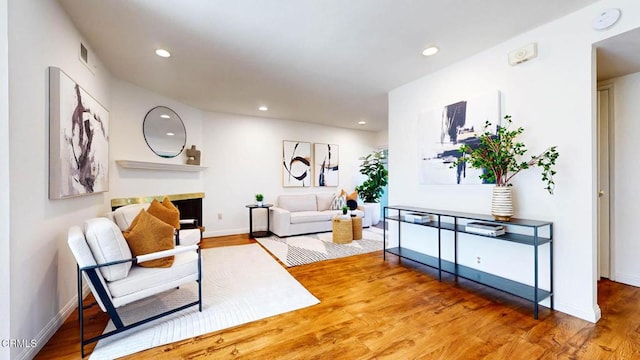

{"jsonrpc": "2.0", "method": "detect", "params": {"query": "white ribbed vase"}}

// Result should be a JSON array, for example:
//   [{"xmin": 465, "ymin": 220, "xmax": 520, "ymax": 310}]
[{"xmin": 491, "ymin": 186, "xmax": 514, "ymax": 221}]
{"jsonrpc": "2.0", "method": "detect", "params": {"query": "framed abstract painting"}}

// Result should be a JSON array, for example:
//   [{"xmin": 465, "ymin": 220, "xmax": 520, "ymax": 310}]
[
  {"xmin": 417, "ymin": 90, "xmax": 500, "ymax": 185},
  {"xmin": 49, "ymin": 67, "xmax": 109, "ymax": 199},
  {"xmin": 314, "ymin": 143, "xmax": 339, "ymax": 187},
  {"xmin": 282, "ymin": 140, "xmax": 311, "ymax": 187}
]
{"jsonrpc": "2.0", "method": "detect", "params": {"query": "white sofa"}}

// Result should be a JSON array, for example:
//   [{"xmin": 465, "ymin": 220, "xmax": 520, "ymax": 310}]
[{"xmin": 269, "ymin": 193, "xmax": 371, "ymax": 237}]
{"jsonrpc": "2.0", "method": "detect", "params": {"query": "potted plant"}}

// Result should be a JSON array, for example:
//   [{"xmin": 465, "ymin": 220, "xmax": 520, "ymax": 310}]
[
  {"xmin": 255, "ymin": 193, "xmax": 264, "ymax": 206},
  {"xmin": 355, "ymin": 149, "xmax": 388, "ymax": 225},
  {"xmin": 451, "ymin": 115, "xmax": 559, "ymax": 221},
  {"xmin": 341, "ymin": 205, "xmax": 349, "ymax": 216}
]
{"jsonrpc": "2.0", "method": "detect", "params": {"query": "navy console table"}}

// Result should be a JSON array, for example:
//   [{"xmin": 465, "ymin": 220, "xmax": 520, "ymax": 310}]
[{"xmin": 383, "ymin": 205, "xmax": 553, "ymax": 319}]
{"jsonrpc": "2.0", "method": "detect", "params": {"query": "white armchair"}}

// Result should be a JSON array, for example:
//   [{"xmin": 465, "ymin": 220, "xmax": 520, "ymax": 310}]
[{"xmin": 68, "ymin": 217, "xmax": 202, "ymax": 357}]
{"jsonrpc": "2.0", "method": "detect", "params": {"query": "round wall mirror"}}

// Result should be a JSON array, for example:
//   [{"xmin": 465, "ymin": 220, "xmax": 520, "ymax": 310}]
[{"xmin": 143, "ymin": 106, "xmax": 186, "ymax": 158}]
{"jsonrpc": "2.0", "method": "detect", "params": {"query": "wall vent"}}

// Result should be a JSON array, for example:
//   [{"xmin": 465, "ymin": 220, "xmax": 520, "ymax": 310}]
[{"xmin": 79, "ymin": 42, "xmax": 95, "ymax": 74}]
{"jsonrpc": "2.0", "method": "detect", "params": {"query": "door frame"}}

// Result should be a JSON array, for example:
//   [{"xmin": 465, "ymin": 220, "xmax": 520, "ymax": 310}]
[{"xmin": 597, "ymin": 82, "xmax": 615, "ymax": 281}]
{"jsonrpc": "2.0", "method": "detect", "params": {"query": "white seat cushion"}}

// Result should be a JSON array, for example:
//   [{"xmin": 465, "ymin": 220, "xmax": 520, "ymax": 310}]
[
  {"xmin": 84, "ymin": 218, "xmax": 132, "ymax": 282},
  {"xmin": 107, "ymin": 250, "xmax": 198, "ymax": 298},
  {"xmin": 113, "ymin": 203, "xmax": 150, "ymax": 231},
  {"xmin": 290, "ymin": 211, "xmax": 332, "ymax": 224}
]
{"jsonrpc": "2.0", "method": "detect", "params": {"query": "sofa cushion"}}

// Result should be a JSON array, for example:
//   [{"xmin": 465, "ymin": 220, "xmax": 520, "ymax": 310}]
[
  {"xmin": 278, "ymin": 194, "xmax": 318, "ymax": 212},
  {"xmin": 123, "ymin": 210, "xmax": 175, "ymax": 268},
  {"xmin": 84, "ymin": 218, "xmax": 132, "ymax": 282},
  {"xmin": 316, "ymin": 193, "xmax": 335, "ymax": 211},
  {"xmin": 113, "ymin": 203, "xmax": 149, "ymax": 231},
  {"xmin": 290, "ymin": 211, "xmax": 332, "ymax": 224}
]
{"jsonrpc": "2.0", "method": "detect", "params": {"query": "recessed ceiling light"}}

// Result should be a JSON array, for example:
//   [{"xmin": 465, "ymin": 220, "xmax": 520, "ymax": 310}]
[
  {"xmin": 422, "ymin": 46, "xmax": 439, "ymax": 56},
  {"xmin": 358, "ymin": 121, "xmax": 367, "ymax": 125},
  {"xmin": 160, "ymin": 114, "xmax": 171, "ymax": 119},
  {"xmin": 258, "ymin": 106, "xmax": 268, "ymax": 111},
  {"xmin": 166, "ymin": 132, "xmax": 175, "ymax": 136},
  {"xmin": 155, "ymin": 49, "xmax": 171, "ymax": 58}
]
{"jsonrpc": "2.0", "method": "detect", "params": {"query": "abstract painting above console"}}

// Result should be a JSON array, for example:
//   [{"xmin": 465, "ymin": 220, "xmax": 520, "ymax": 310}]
[
  {"xmin": 417, "ymin": 90, "xmax": 500, "ymax": 185},
  {"xmin": 48, "ymin": 67, "xmax": 109, "ymax": 199},
  {"xmin": 314, "ymin": 143, "xmax": 339, "ymax": 187},
  {"xmin": 282, "ymin": 140, "xmax": 311, "ymax": 187}
]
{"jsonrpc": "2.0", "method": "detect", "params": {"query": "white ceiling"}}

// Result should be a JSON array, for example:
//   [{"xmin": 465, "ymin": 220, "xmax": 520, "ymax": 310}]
[
  {"xmin": 597, "ymin": 27, "xmax": 640, "ymax": 81},
  {"xmin": 57, "ymin": 0, "xmax": 603, "ymax": 132}
]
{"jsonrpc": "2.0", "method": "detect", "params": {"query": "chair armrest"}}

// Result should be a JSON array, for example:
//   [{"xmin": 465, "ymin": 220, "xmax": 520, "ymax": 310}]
[
  {"xmin": 179, "ymin": 218, "xmax": 198, "ymax": 226},
  {"xmin": 136, "ymin": 245, "xmax": 199, "ymax": 263}
]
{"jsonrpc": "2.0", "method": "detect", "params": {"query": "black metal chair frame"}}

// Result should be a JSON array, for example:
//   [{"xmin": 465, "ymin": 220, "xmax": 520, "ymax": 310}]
[{"xmin": 76, "ymin": 248, "xmax": 202, "ymax": 357}]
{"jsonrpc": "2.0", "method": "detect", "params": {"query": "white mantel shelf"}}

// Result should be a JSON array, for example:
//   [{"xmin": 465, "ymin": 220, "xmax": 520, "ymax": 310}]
[{"xmin": 116, "ymin": 160, "xmax": 207, "ymax": 172}]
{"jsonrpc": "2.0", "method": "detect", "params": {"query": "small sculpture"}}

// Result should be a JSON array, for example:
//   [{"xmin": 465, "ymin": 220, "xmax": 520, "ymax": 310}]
[{"xmin": 186, "ymin": 145, "xmax": 201, "ymax": 165}]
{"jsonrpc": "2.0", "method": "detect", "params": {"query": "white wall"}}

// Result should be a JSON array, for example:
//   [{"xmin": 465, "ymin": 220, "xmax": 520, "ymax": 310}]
[
  {"xmin": 201, "ymin": 112, "xmax": 378, "ymax": 236},
  {"xmin": 109, "ymin": 79, "xmax": 205, "ymax": 199},
  {"xmin": 388, "ymin": 0, "xmax": 640, "ymax": 322},
  {"xmin": 606, "ymin": 72, "xmax": 640, "ymax": 286},
  {"xmin": 106, "ymin": 80, "xmax": 378, "ymax": 236},
  {"xmin": 0, "ymin": 0, "xmax": 10, "ymax": 358},
  {"xmin": 7, "ymin": 0, "xmax": 112, "ymax": 358}
]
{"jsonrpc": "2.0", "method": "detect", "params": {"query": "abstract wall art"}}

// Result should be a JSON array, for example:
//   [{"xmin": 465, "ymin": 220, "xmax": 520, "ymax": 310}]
[
  {"xmin": 282, "ymin": 140, "xmax": 311, "ymax": 187},
  {"xmin": 314, "ymin": 143, "xmax": 339, "ymax": 187},
  {"xmin": 418, "ymin": 90, "xmax": 500, "ymax": 185},
  {"xmin": 49, "ymin": 67, "xmax": 109, "ymax": 199}
]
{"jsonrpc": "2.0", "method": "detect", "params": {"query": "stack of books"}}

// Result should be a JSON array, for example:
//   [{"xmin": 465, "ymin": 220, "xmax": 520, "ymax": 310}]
[
  {"xmin": 465, "ymin": 222, "xmax": 505, "ymax": 236},
  {"xmin": 402, "ymin": 212, "xmax": 433, "ymax": 224}
]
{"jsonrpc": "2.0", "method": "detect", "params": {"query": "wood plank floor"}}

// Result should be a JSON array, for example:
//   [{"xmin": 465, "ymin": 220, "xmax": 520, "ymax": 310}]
[{"xmin": 35, "ymin": 234, "xmax": 640, "ymax": 359}]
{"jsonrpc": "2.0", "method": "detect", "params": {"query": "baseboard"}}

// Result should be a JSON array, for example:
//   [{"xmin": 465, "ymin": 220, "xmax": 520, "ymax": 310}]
[
  {"xmin": 613, "ymin": 272, "xmax": 640, "ymax": 287},
  {"xmin": 203, "ymin": 227, "xmax": 247, "ymax": 238},
  {"xmin": 554, "ymin": 300, "xmax": 601, "ymax": 323},
  {"xmin": 15, "ymin": 285, "xmax": 90, "ymax": 360}
]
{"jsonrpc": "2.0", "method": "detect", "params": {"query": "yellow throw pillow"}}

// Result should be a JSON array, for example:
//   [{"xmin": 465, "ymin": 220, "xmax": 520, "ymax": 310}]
[
  {"xmin": 148, "ymin": 198, "xmax": 181, "ymax": 229},
  {"xmin": 123, "ymin": 209, "xmax": 175, "ymax": 268},
  {"xmin": 346, "ymin": 190, "xmax": 358, "ymax": 202}
]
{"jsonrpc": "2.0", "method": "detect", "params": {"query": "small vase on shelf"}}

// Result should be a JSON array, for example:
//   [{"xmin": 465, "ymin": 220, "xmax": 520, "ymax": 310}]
[{"xmin": 491, "ymin": 186, "xmax": 514, "ymax": 221}]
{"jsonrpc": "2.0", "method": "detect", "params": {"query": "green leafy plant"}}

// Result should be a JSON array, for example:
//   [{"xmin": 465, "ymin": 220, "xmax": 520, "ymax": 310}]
[
  {"xmin": 355, "ymin": 150, "xmax": 388, "ymax": 203},
  {"xmin": 255, "ymin": 193, "xmax": 264, "ymax": 202},
  {"xmin": 341, "ymin": 205, "xmax": 349, "ymax": 215},
  {"xmin": 451, "ymin": 115, "xmax": 559, "ymax": 194}
]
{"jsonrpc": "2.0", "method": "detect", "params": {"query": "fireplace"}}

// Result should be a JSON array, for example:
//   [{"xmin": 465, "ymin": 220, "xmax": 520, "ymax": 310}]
[{"xmin": 111, "ymin": 192, "xmax": 205, "ymax": 230}]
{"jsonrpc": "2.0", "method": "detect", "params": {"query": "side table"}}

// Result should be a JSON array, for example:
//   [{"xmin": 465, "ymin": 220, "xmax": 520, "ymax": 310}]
[
  {"xmin": 245, "ymin": 203, "xmax": 273, "ymax": 238},
  {"xmin": 351, "ymin": 216, "xmax": 363, "ymax": 240},
  {"xmin": 332, "ymin": 217, "xmax": 353, "ymax": 244}
]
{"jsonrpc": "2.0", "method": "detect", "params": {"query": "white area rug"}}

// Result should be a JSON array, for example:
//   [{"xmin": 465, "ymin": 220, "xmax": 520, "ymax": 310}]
[
  {"xmin": 256, "ymin": 227, "xmax": 384, "ymax": 267},
  {"xmin": 89, "ymin": 244, "xmax": 319, "ymax": 360}
]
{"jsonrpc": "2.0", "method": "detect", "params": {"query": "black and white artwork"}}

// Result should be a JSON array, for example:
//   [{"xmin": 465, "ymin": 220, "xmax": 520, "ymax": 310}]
[
  {"xmin": 49, "ymin": 67, "xmax": 109, "ymax": 199},
  {"xmin": 282, "ymin": 140, "xmax": 311, "ymax": 187},
  {"xmin": 314, "ymin": 143, "xmax": 339, "ymax": 187},
  {"xmin": 418, "ymin": 90, "xmax": 500, "ymax": 185}
]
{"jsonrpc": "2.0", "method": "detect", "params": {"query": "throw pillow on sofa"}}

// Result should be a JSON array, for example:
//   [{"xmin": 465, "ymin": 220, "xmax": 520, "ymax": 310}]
[
  {"xmin": 330, "ymin": 191, "xmax": 346, "ymax": 210},
  {"xmin": 123, "ymin": 209, "xmax": 175, "ymax": 268}
]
